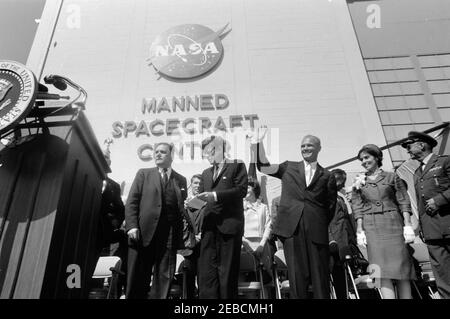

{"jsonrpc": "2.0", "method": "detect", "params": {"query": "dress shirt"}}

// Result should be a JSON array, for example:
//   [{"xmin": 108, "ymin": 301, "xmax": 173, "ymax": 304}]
[
  {"xmin": 212, "ymin": 161, "xmax": 225, "ymax": 202},
  {"xmin": 213, "ymin": 162, "xmax": 225, "ymax": 180},
  {"xmin": 304, "ymin": 160, "xmax": 317, "ymax": 187},
  {"xmin": 421, "ymin": 153, "xmax": 433, "ymax": 171},
  {"xmin": 158, "ymin": 167, "xmax": 172, "ymax": 181}
]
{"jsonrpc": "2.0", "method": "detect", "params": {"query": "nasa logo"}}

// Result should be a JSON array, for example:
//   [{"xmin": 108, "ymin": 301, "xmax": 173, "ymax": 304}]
[
  {"xmin": 149, "ymin": 24, "xmax": 229, "ymax": 79},
  {"xmin": 0, "ymin": 61, "xmax": 37, "ymax": 134}
]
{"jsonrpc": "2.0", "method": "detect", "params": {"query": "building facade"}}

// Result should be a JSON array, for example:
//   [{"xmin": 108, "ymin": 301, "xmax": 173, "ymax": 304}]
[{"xmin": 4, "ymin": 0, "xmax": 449, "ymax": 203}]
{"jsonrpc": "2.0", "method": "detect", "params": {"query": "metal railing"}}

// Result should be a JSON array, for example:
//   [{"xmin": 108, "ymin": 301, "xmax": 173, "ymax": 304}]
[{"xmin": 326, "ymin": 122, "xmax": 450, "ymax": 170}]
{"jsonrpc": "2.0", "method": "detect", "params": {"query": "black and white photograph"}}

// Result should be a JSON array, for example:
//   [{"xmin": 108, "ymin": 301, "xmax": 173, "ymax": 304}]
[{"xmin": 0, "ymin": 0, "xmax": 449, "ymax": 309}]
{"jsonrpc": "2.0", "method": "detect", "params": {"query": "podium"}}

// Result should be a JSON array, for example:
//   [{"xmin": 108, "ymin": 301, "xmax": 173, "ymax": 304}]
[{"xmin": 0, "ymin": 111, "xmax": 109, "ymax": 298}]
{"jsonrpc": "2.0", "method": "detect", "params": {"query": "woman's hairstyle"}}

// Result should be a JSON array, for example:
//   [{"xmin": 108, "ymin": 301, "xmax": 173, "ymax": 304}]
[
  {"xmin": 357, "ymin": 144, "xmax": 383, "ymax": 167},
  {"xmin": 248, "ymin": 177, "xmax": 261, "ymax": 199}
]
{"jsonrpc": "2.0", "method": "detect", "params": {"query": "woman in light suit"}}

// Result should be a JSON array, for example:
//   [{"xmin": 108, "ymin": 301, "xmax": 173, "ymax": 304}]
[
  {"xmin": 242, "ymin": 179, "xmax": 272, "ymax": 256},
  {"xmin": 242, "ymin": 178, "xmax": 273, "ymax": 282},
  {"xmin": 351, "ymin": 144, "xmax": 416, "ymax": 299}
]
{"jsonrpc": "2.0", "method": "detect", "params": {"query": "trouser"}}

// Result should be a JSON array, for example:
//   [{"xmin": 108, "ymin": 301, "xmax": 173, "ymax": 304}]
[
  {"xmin": 198, "ymin": 229, "xmax": 242, "ymax": 299},
  {"xmin": 426, "ymin": 239, "xmax": 450, "ymax": 299},
  {"xmin": 126, "ymin": 223, "xmax": 175, "ymax": 299},
  {"xmin": 330, "ymin": 249, "xmax": 346, "ymax": 299},
  {"xmin": 184, "ymin": 245, "xmax": 200, "ymax": 299},
  {"xmin": 109, "ymin": 230, "xmax": 128, "ymax": 297},
  {"xmin": 282, "ymin": 217, "xmax": 330, "ymax": 299}
]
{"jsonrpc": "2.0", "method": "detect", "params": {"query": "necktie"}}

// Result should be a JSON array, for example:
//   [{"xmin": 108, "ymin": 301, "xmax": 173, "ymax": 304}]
[
  {"xmin": 306, "ymin": 163, "xmax": 312, "ymax": 186},
  {"xmin": 163, "ymin": 168, "xmax": 169, "ymax": 185},
  {"xmin": 418, "ymin": 161, "xmax": 424, "ymax": 175},
  {"xmin": 213, "ymin": 164, "xmax": 219, "ymax": 181}
]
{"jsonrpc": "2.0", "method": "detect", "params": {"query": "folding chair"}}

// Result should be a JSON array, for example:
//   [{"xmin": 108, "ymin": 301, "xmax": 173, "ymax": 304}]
[
  {"xmin": 343, "ymin": 246, "xmax": 383, "ymax": 299},
  {"xmin": 168, "ymin": 254, "xmax": 187, "ymax": 299},
  {"xmin": 409, "ymin": 242, "xmax": 440, "ymax": 299},
  {"xmin": 238, "ymin": 250, "xmax": 266, "ymax": 299},
  {"xmin": 272, "ymin": 249, "xmax": 289, "ymax": 299},
  {"xmin": 273, "ymin": 249, "xmax": 337, "ymax": 299},
  {"xmin": 90, "ymin": 256, "xmax": 122, "ymax": 299}
]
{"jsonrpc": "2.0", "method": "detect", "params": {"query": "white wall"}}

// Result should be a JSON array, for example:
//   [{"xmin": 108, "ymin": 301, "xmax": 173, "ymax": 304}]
[{"xmin": 32, "ymin": 0, "xmax": 389, "ymax": 202}]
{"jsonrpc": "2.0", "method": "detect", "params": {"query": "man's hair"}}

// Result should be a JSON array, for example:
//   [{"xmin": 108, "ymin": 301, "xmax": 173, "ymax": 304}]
[
  {"xmin": 201, "ymin": 135, "xmax": 227, "ymax": 151},
  {"xmin": 248, "ymin": 177, "xmax": 261, "ymax": 199},
  {"xmin": 154, "ymin": 142, "xmax": 174, "ymax": 154},
  {"xmin": 191, "ymin": 174, "xmax": 202, "ymax": 183},
  {"xmin": 331, "ymin": 169, "xmax": 347, "ymax": 189},
  {"xmin": 302, "ymin": 135, "xmax": 321, "ymax": 147},
  {"xmin": 201, "ymin": 136, "xmax": 231, "ymax": 160}
]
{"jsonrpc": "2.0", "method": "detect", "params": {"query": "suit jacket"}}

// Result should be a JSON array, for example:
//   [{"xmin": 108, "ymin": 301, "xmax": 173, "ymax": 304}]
[
  {"xmin": 329, "ymin": 194, "xmax": 356, "ymax": 249},
  {"xmin": 178, "ymin": 204, "xmax": 206, "ymax": 257},
  {"xmin": 351, "ymin": 171, "xmax": 411, "ymax": 220},
  {"xmin": 254, "ymin": 143, "xmax": 336, "ymax": 244},
  {"xmin": 270, "ymin": 196, "xmax": 281, "ymax": 228},
  {"xmin": 199, "ymin": 159, "xmax": 248, "ymax": 235},
  {"xmin": 125, "ymin": 167, "xmax": 187, "ymax": 247},
  {"xmin": 97, "ymin": 177, "xmax": 125, "ymax": 250},
  {"xmin": 414, "ymin": 154, "xmax": 450, "ymax": 240}
]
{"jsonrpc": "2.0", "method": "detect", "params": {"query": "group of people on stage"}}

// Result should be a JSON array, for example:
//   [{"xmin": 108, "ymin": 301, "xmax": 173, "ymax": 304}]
[{"xmin": 95, "ymin": 127, "xmax": 450, "ymax": 299}]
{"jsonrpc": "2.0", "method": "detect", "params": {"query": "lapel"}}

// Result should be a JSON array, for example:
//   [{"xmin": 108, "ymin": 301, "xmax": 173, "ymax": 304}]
[
  {"xmin": 366, "ymin": 171, "xmax": 387, "ymax": 185},
  {"xmin": 171, "ymin": 170, "xmax": 182, "ymax": 208},
  {"xmin": 152, "ymin": 168, "xmax": 162, "ymax": 196},
  {"xmin": 212, "ymin": 161, "xmax": 229, "ymax": 188},
  {"xmin": 307, "ymin": 163, "xmax": 324, "ymax": 189},
  {"xmin": 203, "ymin": 166, "xmax": 213, "ymax": 191},
  {"xmin": 297, "ymin": 161, "xmax": 307, "ymax": 187},
  {"xmin": 420, "ymin": 154, "xmax": 438, "ymax": 177}
]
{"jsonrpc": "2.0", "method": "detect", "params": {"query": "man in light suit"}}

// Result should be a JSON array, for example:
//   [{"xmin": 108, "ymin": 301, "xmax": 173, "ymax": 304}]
[
  {"xmin": 196, "ymin": 135, "xmax": 248, "ymax": 299},
  {"xmin": 250, "ymin": 127, "xmax": 336, "ymax": 298},
  {"xmin": 402, "ymin": 131, "xmax": 450, "ymax": 298},
  {"xmin": 125, "ymin": 143, "xmax": 187, "ymax": 299}
]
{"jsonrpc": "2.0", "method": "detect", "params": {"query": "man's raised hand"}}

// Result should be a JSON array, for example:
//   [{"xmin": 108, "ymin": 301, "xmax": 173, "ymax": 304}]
[{"xmin": 247, "ymin": 125, "xmax": 269, "ymax": 144}]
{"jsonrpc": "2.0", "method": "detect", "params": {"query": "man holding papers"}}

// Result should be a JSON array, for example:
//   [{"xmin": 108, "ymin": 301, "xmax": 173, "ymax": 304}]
[{"xmin": 196, "ymin": 135, "xmax": 248, "ymax": 299}]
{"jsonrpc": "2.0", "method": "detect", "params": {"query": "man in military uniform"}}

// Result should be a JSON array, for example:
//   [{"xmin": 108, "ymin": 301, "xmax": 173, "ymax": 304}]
[{"xmin": 402, "ymin": 131, "xmax": 450, "ymax": 298}]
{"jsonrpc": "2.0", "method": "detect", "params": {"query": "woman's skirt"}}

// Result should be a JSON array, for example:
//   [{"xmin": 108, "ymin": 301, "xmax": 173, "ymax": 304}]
[{"xmin": 363, "ymin": 210, "xmax": 416, "ymax": 280}]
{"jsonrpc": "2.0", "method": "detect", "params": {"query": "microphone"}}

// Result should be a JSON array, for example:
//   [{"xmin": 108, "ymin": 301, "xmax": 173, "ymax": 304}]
[
  {"xmin": 43, "ymin": 75, "xmax": 68, "ymax": 90},
  {"xmin": 42, "ymin": 74, "xmax": 87, "ymax": 110},
  {"xmin": 36, "ymin": 92, "xmax": 70, "ymax": 100}
]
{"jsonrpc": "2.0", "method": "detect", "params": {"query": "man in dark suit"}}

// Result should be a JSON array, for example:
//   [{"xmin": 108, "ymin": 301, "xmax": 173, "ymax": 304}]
[
  {"xmin": 96, "ymin": 159, "xmax": 125, "ymax": 259},
  {"xmin": 196, "ymin": 135, "xmax": 248, "ymax": 299},
  {"xmin": 250, "ymin": 127, "xmax": 336, "ymax": 298},
  {"xmin": 125, "ymin": 142, "xmax": 187, "ymax": 299},
  {"xmin": 180, "ymin": 174, "xmax": 205, "ymax": 298},
  {"xmin": 402, "ymin": 131, "xmax": 450, "ymax": 298},
  {"xmin": 329, "ymin": 169, "xmax": 357, "ymax": 299},
  {"xmin": 91, "ymin": 149, "xmax": 126, "ymax": 298}
]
